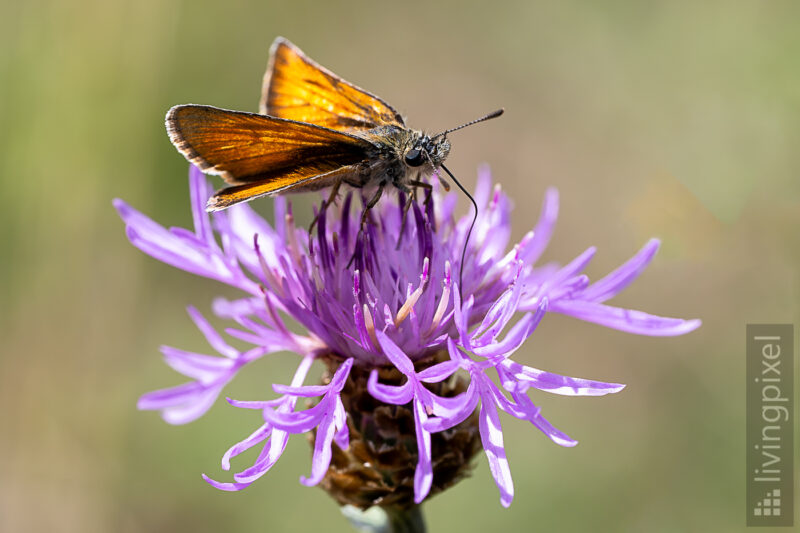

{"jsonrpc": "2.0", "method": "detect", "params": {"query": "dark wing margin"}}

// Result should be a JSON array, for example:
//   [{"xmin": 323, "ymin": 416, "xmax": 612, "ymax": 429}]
[{"xmin": 259, "ymin": 37, "xmax": 405, "ymax": 131}]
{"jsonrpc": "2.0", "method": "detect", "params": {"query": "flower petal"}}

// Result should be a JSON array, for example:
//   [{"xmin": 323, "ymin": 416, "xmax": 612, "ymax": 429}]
[
  {"xmin": 517, "ymin": 187, "xmax": 559, "ymax": 266},
  {"xmin": 417, "ymin": 360, "xmax": 460, "ymax": 383},
  {"xmin": 189, "ymin": 166, "xmax": 215, "ymax": 244},
  {"xmin": 478, "ymin": 385, "xmax": 514, "ymax": 507},
  {"xmin": 187, "ymin": 306, "xmax": 238, "ymax": 358},
  {"xmin": 413, "ymin": 399, "xmax": 433, "ymax": 503},
  {"xmin": 201, "ymin": 473, "xmax": 252, "ymax": 491},
  {"xmin": 551, "ymin": 300, "xmax": 702, "ymax": 336},
  {"xmin": 160, "ymin": 346, "xmax": 235, "ymax": 383},
  {"xmin": 262, "ymin": 399, "xmax": 327, "ymax": 432},
  {"xmin": 499, "ymin": 359, "xmax": 625, "ymax": 396},
  {"xmin": 374, "ymin": 330, "xmax": 414, "ymax": 375},
  {"xmin": 579, "ymin": 239, "xmax": 660, "ymax": 302},
  {"xmin": 510, "ymin": 391, "xmax": 578, "ymax": 447},
  {"xmin": 367, "ymin": 370, "xmax": 414, "ymax": 404},
  {"xmin": 300, "ymin": 402, "xmax": 338, "ymax": 486},
  {"xmin": 220, "ymin": 422, "xmax": 272, "ymax": 471}
]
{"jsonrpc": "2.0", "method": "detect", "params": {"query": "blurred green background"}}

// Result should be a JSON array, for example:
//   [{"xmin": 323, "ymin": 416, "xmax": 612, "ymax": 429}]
[{"xmin": 2, "ymin": 1, "xmax": 798, "ymax": 531}]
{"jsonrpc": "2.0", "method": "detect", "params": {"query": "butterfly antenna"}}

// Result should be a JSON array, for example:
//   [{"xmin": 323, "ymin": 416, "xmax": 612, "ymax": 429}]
[
  {"xmin": 432, "ymin": 108, "xmax": 504, "ymax": 140},
  {"xmin": 440, "ymin": 164, "xmax": 478, "ymax": 297}
]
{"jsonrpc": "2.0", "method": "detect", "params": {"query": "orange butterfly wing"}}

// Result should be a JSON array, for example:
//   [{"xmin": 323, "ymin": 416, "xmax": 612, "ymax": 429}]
[
  {"xmin": 205, "ymin": 164, "xmax": 363, "ymax": 211},
  {"xmin": 166, "ymin": 105, "xmax": 371, "ymax": 209},
  {"xmin": 260, "ymin": 37, "xmax": 405, "ymax": 131}
]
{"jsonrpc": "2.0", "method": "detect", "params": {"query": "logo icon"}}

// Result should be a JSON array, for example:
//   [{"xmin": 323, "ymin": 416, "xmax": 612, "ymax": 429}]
[{"xmin": 753, "ymin": 489, "xmax": 781, "ymax": 517}]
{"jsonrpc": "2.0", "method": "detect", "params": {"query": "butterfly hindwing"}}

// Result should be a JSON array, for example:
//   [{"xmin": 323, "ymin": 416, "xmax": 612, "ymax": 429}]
[
  {"xmin": 260, "ymin": 37, "xmax": 405, "ymax": 131},
  {"xmin": 206, "ymin": 163, "xmax": 365, "ymax": 211}
]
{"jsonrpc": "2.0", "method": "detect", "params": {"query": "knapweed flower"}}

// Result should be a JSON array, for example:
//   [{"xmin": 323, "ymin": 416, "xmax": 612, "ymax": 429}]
[{"xmin": 114, "ymin": 165, "xmax": 699, "ymax": 511}]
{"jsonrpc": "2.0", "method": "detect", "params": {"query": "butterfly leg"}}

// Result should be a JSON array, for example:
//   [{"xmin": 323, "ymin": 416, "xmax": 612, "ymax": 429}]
[
  {"xmin": 407, "ymin": 179, "xmax": 434, "ymax": 229},
  {"xmin": 359, "ymin": 181, "xmax": 386, "ymax": 230},
  {"xmin": 396, "ymin": 179, "xmax": 432, "ymax": 249},
  {"xmin": 308, "ymin": 176, "xmax": 343, "ymax": 235},
  {"xmin": 407, "ymin": 179, "xmax": 433, "ymax": 199},
  {"xmin": 347, "ymin": 182, "xmax": 387, "ymax": 268},
  {"xmin": 395, "ymin": 189, "xmax": 414, "ymax": 249}
]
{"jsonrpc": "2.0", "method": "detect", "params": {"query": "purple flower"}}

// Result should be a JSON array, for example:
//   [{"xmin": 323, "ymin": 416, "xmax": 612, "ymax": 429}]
[{"xmin": 114, "ymin": 165, "xmax": 700, "ymax": 508}]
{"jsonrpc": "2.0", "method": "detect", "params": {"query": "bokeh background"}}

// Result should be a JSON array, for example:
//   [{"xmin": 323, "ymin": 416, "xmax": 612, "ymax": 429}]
[{"xmin": 2, "ymin": 1, "xmax": 798, "ymax": 531}]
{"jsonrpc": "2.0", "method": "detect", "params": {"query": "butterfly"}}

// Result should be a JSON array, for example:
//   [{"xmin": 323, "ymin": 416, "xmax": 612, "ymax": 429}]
[{"xmin": 165, "ymin": 37, "xmax": 502, "ymax": 222}]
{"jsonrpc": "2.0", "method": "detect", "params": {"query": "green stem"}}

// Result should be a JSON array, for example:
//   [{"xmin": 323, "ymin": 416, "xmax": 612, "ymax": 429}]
[{"xmin": 342, "ymin": 505, "xmax": 426, "ymax": 533}]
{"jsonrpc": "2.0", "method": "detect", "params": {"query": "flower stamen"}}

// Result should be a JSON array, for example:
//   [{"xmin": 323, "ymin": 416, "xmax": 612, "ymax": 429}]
[
  {"xmin": 395, "ymin": 257, "xmax": 429, "ymax": 327},
  {"xmin": 362, "ymin": 303, "xmax": 379, "ymax": 350},
  {"xmin": 425, "ymin": 261, "xmax": 452, "ymax": 338}
]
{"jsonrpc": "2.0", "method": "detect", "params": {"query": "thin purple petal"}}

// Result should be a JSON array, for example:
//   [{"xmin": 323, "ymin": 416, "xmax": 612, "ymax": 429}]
[
  {"xmin": 478, "ymin": 384, "xmax": 514, "ymax": 507},
  {"xmin": 413, "ymin": 399, "xmax": 433, "ymax": 503},
  {"xmin": 551, "ymin": 300, "xmax": 702, "ymax": 336},
  {"xmin": 579, "ymin": 239, "xmax": 660, "ymax": 302}
]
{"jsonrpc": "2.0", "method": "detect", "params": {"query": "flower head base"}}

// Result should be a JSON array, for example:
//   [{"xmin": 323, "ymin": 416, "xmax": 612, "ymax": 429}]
[{"xmin": 115, "ymin": 165, "xmax": 699, "ymax": 508}]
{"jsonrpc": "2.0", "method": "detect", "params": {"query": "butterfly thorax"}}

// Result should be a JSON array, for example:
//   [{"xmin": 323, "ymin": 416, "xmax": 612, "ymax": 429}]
[{"xmin": 356, "ymin": 125, "xmax": 451, "ymax": 191}]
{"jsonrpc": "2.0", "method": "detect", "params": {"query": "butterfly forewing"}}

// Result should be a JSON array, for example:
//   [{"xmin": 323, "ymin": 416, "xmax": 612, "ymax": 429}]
[
  {"xmin": 166, "ymin": 105, "xmax": 374, "ymax": 210},
  {"xmin": 260, "ymin": 37, "xmax": 405, "ymax": 131},
  {"xmin": 167, "ymin": 104, "xmax": 370, "ymax": 182}
]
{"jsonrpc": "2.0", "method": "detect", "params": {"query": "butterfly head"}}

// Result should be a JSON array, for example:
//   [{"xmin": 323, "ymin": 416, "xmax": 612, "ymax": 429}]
[
  {"xmin": 403, "ymin": 135, "xmax": 451, "ymax": 169},
  {"xmin": 402, "ymin": 108, "xmax": 503, "ymax": 172}
]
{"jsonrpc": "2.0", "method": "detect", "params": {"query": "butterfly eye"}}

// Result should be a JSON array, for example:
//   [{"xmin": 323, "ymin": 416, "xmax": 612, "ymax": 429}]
[{"xmin": 404, "ymin": 148, "xmax": 425, "ymax": 167}]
